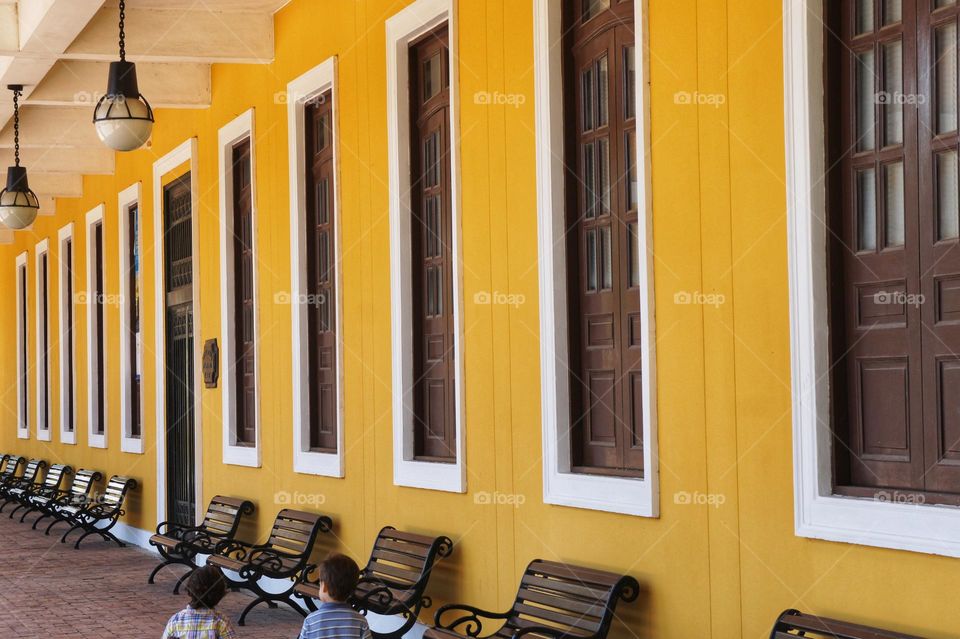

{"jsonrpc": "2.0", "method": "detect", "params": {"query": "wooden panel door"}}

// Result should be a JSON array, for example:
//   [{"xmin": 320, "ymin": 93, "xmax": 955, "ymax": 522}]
[
  {"xmin": 565, "ymin": 0, "xmax": 643, "ymax": 475},
  {"xmin": 306, "ymin": 91, "xmax": 338, "ymax": 452},
  {"xmin": 410, "ymin": 26, "xmax": 456, "ymax": 462}
]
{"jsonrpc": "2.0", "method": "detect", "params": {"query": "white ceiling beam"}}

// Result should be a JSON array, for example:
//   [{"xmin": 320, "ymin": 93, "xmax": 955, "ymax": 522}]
[
  {"xmin": 25, "ymin": 59, "xmax": 211, "ymax": 108},
  {"xmin": 28, "ymin": 172, "xmax": 82, "ymax": 198},
  {"xmin": 17, "ymin": 1, "xmax": 105, "ymax": 54},
  {"xmin": 0, "ymin": 106, "xmax": 102, "ymax": 148},
  {"xmin": 63, "ymin": 6, "xmax": 274, "ymax": 64},
  {"xmin": 0, "ymin": 147, "xmax": 114, "ymax": 175},
  {"xmin": 38, "ymin": 196, "xmax": 56, "ymax": 216}
]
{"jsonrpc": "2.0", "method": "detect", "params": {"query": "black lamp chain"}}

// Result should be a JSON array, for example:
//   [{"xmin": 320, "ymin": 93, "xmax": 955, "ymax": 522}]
[
  {"xmin": 118, "ymin": 0, "xmax": 126, "ymax": 62},
  {"xmin": 12, "ymin": 88, "xmax": 20, "ymax": 168}
]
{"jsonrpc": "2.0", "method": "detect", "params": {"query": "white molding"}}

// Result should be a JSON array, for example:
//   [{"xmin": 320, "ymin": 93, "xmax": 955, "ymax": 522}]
[
  {"xmin": 218, "ymin": 108, "xmax": 262, "ymax": 469},
  {"xmin": 15, "ymin": 251, "xmax": 28, "ymax": 440},
  {"xmin": 785, "ymin": 0, "xmax": 960, "ymax": 557},
  {"xmin": 57, "ymin": 223, "xmax": 77, "ymax": 445},
  {"xmin": 287, "ymin": 58, "xmax": 345, "ymax": 477},
  {"xmin": 153, "ymin": 138, "xmax": 204, "ymax": 526},
  {"xmin": 118, "ymin": 182, "xmax": 144, "ymax": 455},
  {"xmin": 532, "ymin": 0, "xmax": 658, "ymax": 517},
  {"xmin": 85, "ymin": 204, "xmax": 107, "ymax": 449},
  {"xmin": 386, "ymin": 0, "xmax": 466, "ymax": 493},
  {"xmin": 34, "ymin": 239, "xmax": 51, "ymax": 442}
]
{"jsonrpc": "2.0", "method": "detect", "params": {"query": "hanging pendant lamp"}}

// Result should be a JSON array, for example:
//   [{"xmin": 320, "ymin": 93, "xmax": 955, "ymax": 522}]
[
  {"xmin": 0, "ymin": 85, "xmax": 39, "ymax": 230},
  {"xmin": 93, "ymin": 0, "xmax": 154, "ymax": 151}
]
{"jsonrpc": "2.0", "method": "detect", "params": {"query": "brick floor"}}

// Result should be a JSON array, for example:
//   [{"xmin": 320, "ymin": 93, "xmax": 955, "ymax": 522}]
[{"xmin": 0, "ymin": 512, "xmax": 305, "ymax": 638}]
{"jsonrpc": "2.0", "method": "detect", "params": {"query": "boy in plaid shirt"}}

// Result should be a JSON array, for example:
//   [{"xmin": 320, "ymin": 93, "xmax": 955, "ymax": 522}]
[{"xmin": 162, "ymin": 565, "xmax": 238, "ymax": 639}]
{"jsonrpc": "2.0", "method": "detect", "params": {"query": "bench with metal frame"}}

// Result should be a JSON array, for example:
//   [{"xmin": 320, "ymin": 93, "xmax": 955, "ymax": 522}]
[
  {"xmin": 294, "ymin": 526, "xmax": 454, "ymax": 639},
  {"xmin": 770, "ymin": 609, "xmax": 925, "ymax": 639},
  {"xmin": 34, "ymin": 469, "xmax": 103, "ymax": 534},
  {"xmin": 148, "ymin": 495, "xmax": 255, "ymax": 594},
  {"xmin": 207, "ymin": 508, "xmax": 333, "ymax": 626},
  {"xmin": 0, "ymin": 459, "xmax": 46, "ymax": 511},
  {"xmin": 425, "ymin": 560, "xmax": 640, "ymax": 639},
  {"xmin": 59, "ymin": 475, "xmax": 138, "ymax": 549},
  {"xmin": 0, "ymin": 455, "xmax": 24, "ymax": 482},
  {"xmin": 8, "ymin": 463, "xmax": 72, "ymax": 521}
]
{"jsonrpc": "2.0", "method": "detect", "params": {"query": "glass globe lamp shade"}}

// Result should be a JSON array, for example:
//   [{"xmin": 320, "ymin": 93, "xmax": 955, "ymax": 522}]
[
  {"xmin": 93, "ymin": 61, "xmax": 154, "ymax": 152},
  {"xmin": 0, "ymin": 166, "xmax": 39, "ymax": 230}
]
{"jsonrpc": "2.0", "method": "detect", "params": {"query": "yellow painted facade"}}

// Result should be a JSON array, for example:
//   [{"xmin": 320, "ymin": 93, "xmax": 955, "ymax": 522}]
[{"xmin": 1, "ymin": 1, "xmax": 958, "ymax": 638}]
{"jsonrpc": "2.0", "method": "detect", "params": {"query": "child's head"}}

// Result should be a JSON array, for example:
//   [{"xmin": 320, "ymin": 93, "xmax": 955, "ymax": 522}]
[
  {"xmin": 318, "ymin": 553, "xmax": 360, "ymax": 603},
  {"xmin": 186, "ymin": 565, "xmax": 228, "ymax": 609}
]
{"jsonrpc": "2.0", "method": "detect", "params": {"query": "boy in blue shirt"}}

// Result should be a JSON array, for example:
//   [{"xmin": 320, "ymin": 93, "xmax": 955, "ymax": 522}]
[{"xmin": 300, "ymin": 553, "xmax": 373, "ymax": 639}]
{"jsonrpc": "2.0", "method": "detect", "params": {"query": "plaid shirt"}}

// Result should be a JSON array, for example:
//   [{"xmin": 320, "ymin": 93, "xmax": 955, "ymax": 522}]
[{"xmin": 162, "ymin": 606, "xmax": 237, "ymax": 639}]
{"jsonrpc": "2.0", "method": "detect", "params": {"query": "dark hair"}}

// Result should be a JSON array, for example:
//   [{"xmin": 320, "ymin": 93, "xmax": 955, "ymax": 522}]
[
  {"xmin": 320, "ymin": 553, "xmax": 360, "ymax": 602},
  {"xmin": 186, "ymin": 565, "xmax": 228, "ymax": 609}
]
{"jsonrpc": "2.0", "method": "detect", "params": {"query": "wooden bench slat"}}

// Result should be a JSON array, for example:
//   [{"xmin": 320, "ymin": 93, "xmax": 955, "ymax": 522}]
[
  {"xmin": 371, "ymin": 546, "xmax": 433, "ymax": 569},
  {"xmin": 517, "ymin": 587, "xmax": 608, "ymax": 618}
]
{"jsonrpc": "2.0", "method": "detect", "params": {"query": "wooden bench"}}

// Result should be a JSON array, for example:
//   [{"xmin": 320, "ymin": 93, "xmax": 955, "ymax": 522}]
[
  {"xmin": 295, "ymin": 526, "xmax": 454, "ymax": 639},
  {"xmin": 148, "ymin": 495, "xmax": 255, "ymax": 594},
  {"xmin": 59, "ymin": 475, "xmax": 137, "ymax": 549},
  {"xmin": 34, "ymin": 469, "xmax": 103, "ymax": 534},
  {"xmin": 770, "ymin": 609, "xmax": 925, "ymax": 639},
  {"xmin": 425, "ymin": 560, "xmax": 640, "ymax": 639},
  {"xmin": 207, "ymin": 508, "xmax": 333, "ymax": 626},
  {"xmin": 9, "ymin": 463, "xmax": 72, "ymax": 521},
  {"xmin": 0, "ymin": 459, "xmax": 46, "ymax": 511}
]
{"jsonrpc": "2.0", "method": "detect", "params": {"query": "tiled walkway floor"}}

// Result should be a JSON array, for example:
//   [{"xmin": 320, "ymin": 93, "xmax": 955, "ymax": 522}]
[{"xmin": 0, "ymin": 513, "xmax": 304, "ymax": 638}]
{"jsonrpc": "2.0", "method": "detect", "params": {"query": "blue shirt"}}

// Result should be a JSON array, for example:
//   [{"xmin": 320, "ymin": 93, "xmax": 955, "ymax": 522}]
[{"xmin": 299, "ymin": 602, "xmax": 373, "ymax": 639}]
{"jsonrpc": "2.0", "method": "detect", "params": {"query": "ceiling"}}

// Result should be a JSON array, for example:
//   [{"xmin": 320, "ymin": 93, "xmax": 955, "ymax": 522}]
[{"xmin": 0, "ymin": 0, "xmax": 291, "ymax": 241}]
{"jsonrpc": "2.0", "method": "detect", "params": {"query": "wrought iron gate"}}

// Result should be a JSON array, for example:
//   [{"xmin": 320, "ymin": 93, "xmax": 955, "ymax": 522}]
[{"xmin": 164, "ymin": 174, "xmax": 196, "ymax": 527}]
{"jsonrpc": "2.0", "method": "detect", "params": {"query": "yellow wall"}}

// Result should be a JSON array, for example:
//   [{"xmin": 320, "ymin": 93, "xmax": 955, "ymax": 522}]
[{"xmin": 2, "ymin": 1, "xmax": 959, "ymax": 638}]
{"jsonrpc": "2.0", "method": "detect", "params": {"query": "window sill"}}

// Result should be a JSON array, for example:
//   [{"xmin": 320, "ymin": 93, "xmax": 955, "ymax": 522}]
[
  {"xmin": 223, "ymin": 443, "xmax": 260, "ymax": 468},
  {"xmin": 294, "ymin": 449, "xmax": 343, "ymax": 478},
  {"xmin": 60, "ymin": 430, "xmax": 76, "ymax": 445},
  {"xmin": 544, "ymin": 469, "xmax": 657, "ymax": 517},
  {"xmin": 37, "ymin": 429, "xmax": 51, "ymax": 442},
  {"xmin": 16, "ymin": 428, "xmax": 28, "ymax": 440},
  {"xmin": 394, "ymin": 458, "xmax": 465, "ymax": 493},
  {"xmin": 88, "ymin": 433, "xmax": 106, "ymax": 449},
  {"xmin": 121, "ymin": 437, "xmax": 144, "ymax": 455}
]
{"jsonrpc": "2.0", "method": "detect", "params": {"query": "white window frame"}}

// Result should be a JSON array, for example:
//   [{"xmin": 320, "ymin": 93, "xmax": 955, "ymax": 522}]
[
  {"xmin": 85, "ymin": 204, "xmax": 107, "ymax": 449},
  {"xmin": 287, "ymin": 59, "xmax": 345, "ymax": 477},
  {"xmin": 219, "ymin": 109, "xmax": 262, "ymax": 468},
  {"xmin": 786, "ymin": 0, "xmax": 960, "ymax": 557},
  {"xmin": 58, "ymin": 223, "xmax": 76, "ymax": 445},
  {"xmin": 15, "ymin": 251, "xmax": 28, "ymax": 440},
  {"xmin": 386, "ymin": 0, "xmax": 466, "ymax": 493},
  {"xmin": 533, "ymin": 0, "xmax": 658, "ymax": 517},
  {"xmin": 35, "ymin": 239, "xmax": 51, "ymax": 442},
  {"xmin": 153, "ymin": 138, "xmax": 204, "ymax": 526},
  {"xmin": 118, "ymin": 182, "xmax": 144, "ymax": 454}
]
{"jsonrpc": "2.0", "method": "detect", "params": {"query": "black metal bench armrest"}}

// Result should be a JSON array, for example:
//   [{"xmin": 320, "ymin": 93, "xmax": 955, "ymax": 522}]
[
  {"xmin": 213, "ymin": 538, "xmax": 254, "ymax": 558},
  {"xmin": 155, "ymin": 521, "xmax": 203, "ymax": 537},
  {"xmin": 434, "ymin": 603, "xmax": 512, "ymax": 637},
  {"xmin": 351, "ymin": 576, "xmax": 421, "ymax": 615},
  {"xmin": 235, "ymin": 547, "xmax": 305, "ymax": 581}
]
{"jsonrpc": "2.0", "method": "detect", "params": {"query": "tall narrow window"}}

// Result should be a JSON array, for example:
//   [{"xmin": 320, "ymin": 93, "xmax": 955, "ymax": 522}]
[
  {"xmin": 306, "ymin": 91, "xmax": 338, "ymax": 452},
  {"xmin": 232, "ymin": 139, "xmax": 257, "ymax": 446},
  {"xmin": 36, "ymin": 242, "xmax": 51, "ymax": 440},
  {"xmin": 59, "ymin": 225, "xmax": 75, "ymax": 444},
  {"xmin": 563, "ymin": 0, "xmax": 642, "ymax": 475},
  {"xmin": 86, "ymin": 206, "xmax": 107, "ymax": 448},
  {"xmin": 410, "ymin": 25, "xmax": 455, "ymax": 462},
  {"xmin": 16, "ymin": 253, "xmax": 28, "ymax": 439},
  {"xmin": 824, "ymin": 2, "xmax": 960, "ymax": 501},
  {"xmin": 120, "ymin": 184, "xmax": 143, "ymax": 453}
]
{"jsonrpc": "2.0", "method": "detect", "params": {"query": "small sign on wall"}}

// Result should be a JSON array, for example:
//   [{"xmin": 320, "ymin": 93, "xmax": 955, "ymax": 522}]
[{"xmin": 202, "ymin": 339, "xmax": 219, "ymax": 388}]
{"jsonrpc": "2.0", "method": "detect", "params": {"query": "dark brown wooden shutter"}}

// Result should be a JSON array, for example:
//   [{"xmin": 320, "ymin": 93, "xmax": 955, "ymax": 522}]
[
  {"xmin": 128, "ymin": 204, "xmax": 141, "ymax": 439},
  {"xmin": 40, "ymin": 252, "xmax": 48, "ymax": 433},
  {"xmin": 828, "ymin": 2, "xmax": 960, "ymax": 500},
  {"xmin": 410, "ymin": 25, "xmax": 456, "ymax": 462},
  {"xmin": 19, "ymin": 262, "xmax": 27, "ymax": 433},
  {"xmin": 232, "ymin": 139, "xmax": 257, "ymax": 446},
  {"xmin": 94, "ymin": 221, "xmax": 105, "ymax": 436},
  {"xmin": 306, "ymin": 90, "xmax": 338, "ymax": 453},
  {"xmin": 65, "ymin": 239, "xmax": 74, "ymax": 433},
  {"xmin": 564, "ymin": 0, "xmax": 643, "ymax": 475}
]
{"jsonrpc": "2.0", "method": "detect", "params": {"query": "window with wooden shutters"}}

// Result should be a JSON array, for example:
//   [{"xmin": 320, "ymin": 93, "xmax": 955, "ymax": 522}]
[
  {"xmin": 93, "ymin": 220, "xmax": 105, "ymax": 438},
  {"xmin": 128, "ymin": 204, "xmax": 141, "ymax": 440},
  {"xmin": 232, "ymin": 139, "xmax": 257, "ymax": 447},
  {"xmin": 306, "ymin": 91, "xmax": 338, "ymax": 453},
  {"xmin": 16, "ymin": 255, "xmax": 28, "ymax": 438},
  {"xmin": 63, "ymin": 235, "xmax": 75, "ymax": 437},
  {"xmin": 37, "ymin": 246, "xmax": 50, "ymax": 438},
  {"xmin": 564, "ymin": 0, "xmax": 642, "ymax": 476},
  {"xmin": 409, "ymin": 25, "xmax": 456, "ymax": 462},
  {"xmin": 826, "ymin": 1, "xmax": 960, "ymax": 501}
]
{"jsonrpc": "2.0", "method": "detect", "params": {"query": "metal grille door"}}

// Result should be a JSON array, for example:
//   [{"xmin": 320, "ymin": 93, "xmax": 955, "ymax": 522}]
[{"xmin": 164, "ymin": 175, "xmax": 196, "ymax": 527}]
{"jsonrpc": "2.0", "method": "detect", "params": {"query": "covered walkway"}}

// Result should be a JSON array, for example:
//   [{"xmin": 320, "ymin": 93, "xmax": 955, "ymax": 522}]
[{"xmin": 0, "ymin": 515, "xmax": 303, "ymax": 638}]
